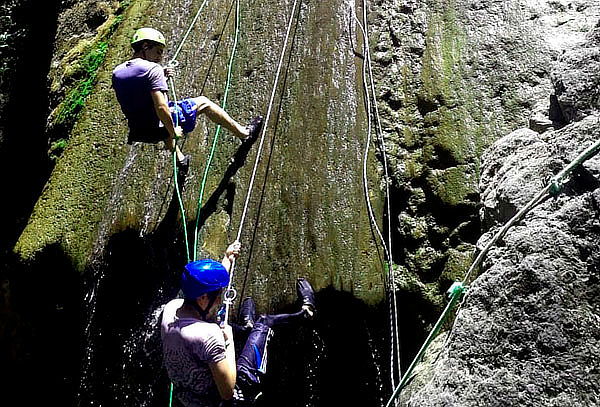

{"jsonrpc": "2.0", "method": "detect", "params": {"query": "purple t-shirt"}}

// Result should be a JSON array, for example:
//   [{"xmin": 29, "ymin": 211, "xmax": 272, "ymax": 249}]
[
  {"xmin": 112, "ymin": 58, "xmax": 168, "ymax": 131},
  {"xmin": 161, "ymin": 299, "xmax": 227, "ymax": 407}
]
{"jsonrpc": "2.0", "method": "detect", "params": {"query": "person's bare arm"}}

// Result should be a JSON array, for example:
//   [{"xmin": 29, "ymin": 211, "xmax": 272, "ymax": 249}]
[
  {"xmin": 209, "ymin": 325, "xmax": 236, "ymax": 400},
  {"xmin": 150, "ymin": 90, "xmax": 181, "ymax": 150}
]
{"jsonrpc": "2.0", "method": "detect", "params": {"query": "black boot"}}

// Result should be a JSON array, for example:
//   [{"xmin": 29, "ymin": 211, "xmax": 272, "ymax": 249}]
[
  {"xmin": 239, "ymin": 297, "xmax": 257, "ymax": 330},
  {"xmin": 246, "ymin": 116, "xmax": 264, "ymax": 140},
  {"xmin": 296, "ymin": 277, "xmax": 316, "ymax": 318}
]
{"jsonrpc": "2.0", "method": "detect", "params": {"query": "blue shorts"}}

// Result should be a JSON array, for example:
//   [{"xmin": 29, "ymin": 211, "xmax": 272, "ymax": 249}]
[{"xmin": 169, "ymin": 98, "xmax": 199, "ymax": 134}]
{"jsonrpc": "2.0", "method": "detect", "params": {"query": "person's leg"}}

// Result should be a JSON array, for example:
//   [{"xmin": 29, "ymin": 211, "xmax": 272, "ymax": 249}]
[
  {"xmin": 258, "ymin": 310, "xmax": 308, "ymax": 327},
  {"xmin": 170, "ymin": 143, "xmax": 186, "ymax": 162},
  {"xmin": 297, "ymin": 277, "xmax": 316, "ymax": 317},
  {"xmin": 235, "ymin": 321, "xmax": 273, "ymax": 402},
  {"xmin": 233, "ymin": 310, "xmax": 312, "ymax": 404},
  {"xmin": 230, "ymin": 322, "xmax": 251, "ymax": 339},
  {"xmin": 238, "ymin": 297, "xmax": 257, "ymax": 330},
  {"xmin": 155, "ymin": 124, "xmax": 187, "ymax": 164},
  {"xmin": 191, "ymin": 96, "xmax": 249, "ymax": 139},
  {"xmin": 238, "ymin": 278, "xmax": 316, "ymax": 331},
  {"xmin": 233, "ymin": 279, "xmax": 316, "ymax": 402}
]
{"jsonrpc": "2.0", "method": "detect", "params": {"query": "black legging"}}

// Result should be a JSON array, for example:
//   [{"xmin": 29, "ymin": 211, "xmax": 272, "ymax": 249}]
[{"xmin": 233, "ymin": 310, "xmax": 306, "ymax": 405}]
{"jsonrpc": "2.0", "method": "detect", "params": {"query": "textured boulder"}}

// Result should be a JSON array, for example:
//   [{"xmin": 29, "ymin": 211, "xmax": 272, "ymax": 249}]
[
  {"xmin": 403, "ymin": 116, "xmax": 600, "ymax": 406},
  {"xmin": 402, "ymin": 11, "xmax": 600, "ymax": 406},
  {"xmin": 552, "ymin": 22, "xmax": 600, "ymax": 123},
  {"xmin": 369, "ymin": 0, "xmax": 600, "ymax": 315}
]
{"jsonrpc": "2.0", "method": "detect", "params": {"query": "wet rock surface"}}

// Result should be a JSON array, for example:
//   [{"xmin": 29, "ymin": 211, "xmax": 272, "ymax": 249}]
[
  {"xmin": 5, "ymin": 0, "xmax": 387, "ymax": 405},
  {"xmin": 3, "ymin": 0, "xmax": 600, "ymax": 406}
]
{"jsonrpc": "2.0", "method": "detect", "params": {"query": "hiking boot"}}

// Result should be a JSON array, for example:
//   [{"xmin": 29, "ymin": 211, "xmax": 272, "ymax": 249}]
[
  {"xmin": 239, "ymin": 297, "xmax": 257, "ymax": 330},
  {"xmin": 176, "ymin": 154, "xmax": 191, "ymax": 177},
  {"xmin": 296, "ymin": 277, "xmax": 316, "ymax": 318},
  {"xmin": 245, "ymin": 116, "xmax": 264, "ymax": 140}
]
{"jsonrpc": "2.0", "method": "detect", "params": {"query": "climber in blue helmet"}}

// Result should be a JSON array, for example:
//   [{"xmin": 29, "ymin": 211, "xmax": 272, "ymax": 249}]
[
  {"xmin": 160, "ymin": 241, "xmax": 316, "ymax": 407},
  {"xmin": 112, "ymin": 27, "xmax": 263, "ymax": 171}
]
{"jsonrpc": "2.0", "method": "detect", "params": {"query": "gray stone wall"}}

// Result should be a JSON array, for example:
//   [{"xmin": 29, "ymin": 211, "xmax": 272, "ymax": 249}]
[{"xmin": 400, "ymin": 6, "xmax": 600, "ymax": 406}]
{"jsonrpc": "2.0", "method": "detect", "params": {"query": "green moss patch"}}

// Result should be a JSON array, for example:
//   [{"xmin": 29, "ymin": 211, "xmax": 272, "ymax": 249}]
[
  {"xmin": 425, "ymin": 165, "xmax": 477, "ymax": 207},
  {"xmin": 49, "ymin": 3, "xmax": 129, "ymax": 159}
]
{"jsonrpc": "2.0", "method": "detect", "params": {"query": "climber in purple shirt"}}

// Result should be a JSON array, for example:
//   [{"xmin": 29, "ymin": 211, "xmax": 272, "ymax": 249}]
[
  {"xmin": 161, "ymin": 241, "xmax": 316, "ymax": 407},
  {"xmin": 112, "ymin": 27, "xmax": 263, "ymax": 168}
]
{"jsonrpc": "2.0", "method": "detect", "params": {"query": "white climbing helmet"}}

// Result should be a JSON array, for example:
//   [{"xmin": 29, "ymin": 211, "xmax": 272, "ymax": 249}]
[{"xmin": 131, "ymin": 27, "xmax": 166, "ymax": 47}]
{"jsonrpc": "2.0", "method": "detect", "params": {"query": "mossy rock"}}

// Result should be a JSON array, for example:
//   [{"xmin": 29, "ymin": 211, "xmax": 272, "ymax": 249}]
[
  {"xmin": 424, "ymin": 165, "xmax": 477, "ymax": 207},
  {"xmin": 440, "ymin": 245, "xmax": 474, "ymax": 284}
]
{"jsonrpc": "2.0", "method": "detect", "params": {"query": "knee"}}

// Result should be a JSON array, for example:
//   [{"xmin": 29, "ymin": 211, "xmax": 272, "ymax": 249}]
[
  {"xmin": 192, "ymin": 96, "xmax": 213, "ymax": 112},
  {"xmin": 195, "ymin": 96, "xmax": 210, "ymax": 105}
]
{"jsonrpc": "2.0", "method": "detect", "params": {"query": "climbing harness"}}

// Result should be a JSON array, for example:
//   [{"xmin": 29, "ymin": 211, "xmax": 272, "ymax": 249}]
[
  {"xmin": 352, "ymin": 1, "xmax": 402, "ymax": 390},
  {"xmin": 384, "ymin": 133, "xmax": 600, "ymax": 407}
]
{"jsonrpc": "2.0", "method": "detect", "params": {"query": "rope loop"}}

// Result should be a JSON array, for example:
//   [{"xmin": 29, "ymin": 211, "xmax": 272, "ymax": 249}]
[
  {"xmin": 223, "ymin": 287, "xmax": 237, "ymax": 304},
  {"xmin": 166, "ymin": 59, "xmax": 180, "ymax": 68}
]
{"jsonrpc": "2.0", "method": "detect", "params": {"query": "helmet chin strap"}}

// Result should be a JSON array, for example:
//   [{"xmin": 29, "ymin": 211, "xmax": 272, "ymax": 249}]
[
  {"xmin": 190, "ymin": 300, "xmax": 207, "ymax": 320},
  {"xmin": 191, "ymin": 293, "xmax": 219, "ymax": 321}
]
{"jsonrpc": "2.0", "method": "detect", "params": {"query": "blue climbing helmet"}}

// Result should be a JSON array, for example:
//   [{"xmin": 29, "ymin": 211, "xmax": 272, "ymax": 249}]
[{"xmin": 181, "ymin": 259, "xmax": 230, "ymax": 299}]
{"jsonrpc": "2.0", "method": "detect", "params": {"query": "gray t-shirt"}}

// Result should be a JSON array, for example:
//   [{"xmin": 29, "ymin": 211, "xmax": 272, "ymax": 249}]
[
  {"xmin": 161, "ymin": 299, "xmax": 227, "ymax": 407},
  {"xmin": 112, "ymin": 58, "xmax": 168, "ymax": 131}
]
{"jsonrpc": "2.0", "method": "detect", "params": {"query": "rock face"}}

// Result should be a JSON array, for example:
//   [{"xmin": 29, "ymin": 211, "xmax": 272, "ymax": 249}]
[
  {"xmin": 361, "ymin": 0, "xmax": 600, "ymax": 385},
  {"xmin": 402, "ymin": 18, "xmax": 600, "ymax": 407},
  {"xmin": 0, "ymin": 0, "xmax": 62, "ymax": 250},
  {"xmin": 5, "ymin": 0, "xmax": 387, "ymax": 406},
  {"xmin": 369, "ymin": 0, "xmax": 600, "ymax": 295},
  {"xmin": 3, "ymin": 0, "xmax": 600, "ymax": 406},
  {"xmin": 13, "ymin": 0, "xmax": 385, "ymax": 304},
  {"xmin": 552, "ymin": 19, "xmax": 600, "ymax": 123}
]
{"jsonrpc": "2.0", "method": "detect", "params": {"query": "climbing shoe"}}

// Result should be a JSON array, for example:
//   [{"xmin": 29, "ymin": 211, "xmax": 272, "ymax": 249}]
[
  {"xmin": 245, "ymin": 116, "xmax": 264, "ymax": 140},
  {"xmin": 176, "ymin": 154, "xmax": 191, "ymax": 177},
  {"xmin": 296, "ymin": 277, "xmax": 316, "ymax": 318},
  {"xmin": 239, "ymin": 297, "xmax": 257, "ymax": 330}
]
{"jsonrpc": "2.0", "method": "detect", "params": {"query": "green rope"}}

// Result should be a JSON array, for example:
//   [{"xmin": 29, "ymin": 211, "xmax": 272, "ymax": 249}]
[
  {"xmin": 192, "ymin": 0, "xmax": 241, "ymax": 261},
  {"xmin": 463, "ymin": 135, "xmax": 600, "ymax": 285},
  {"xmin": 384, "ymin": 135, "xmax": 600, "ymax": 407},
  {"xmin": 385, "ymin": 282, "xmax": 465, "ymax": 407},
  {"xmin": 166, "ymin": 2, "xmax": 214, "ymax": 402},
  {"xmin": 550, "ymin": 136, "xmax": 600, "ymax": 195},
  {"xmin": 167, "ymin": 0, "xmax": 242, "ymax": 263},
  {"xmin": 173, "ymin": 151, "xmax": 191, "ymax": 263},
  {"xmin": 168, "ymin": 59, "xmax": 192, "ymax": 263}
]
